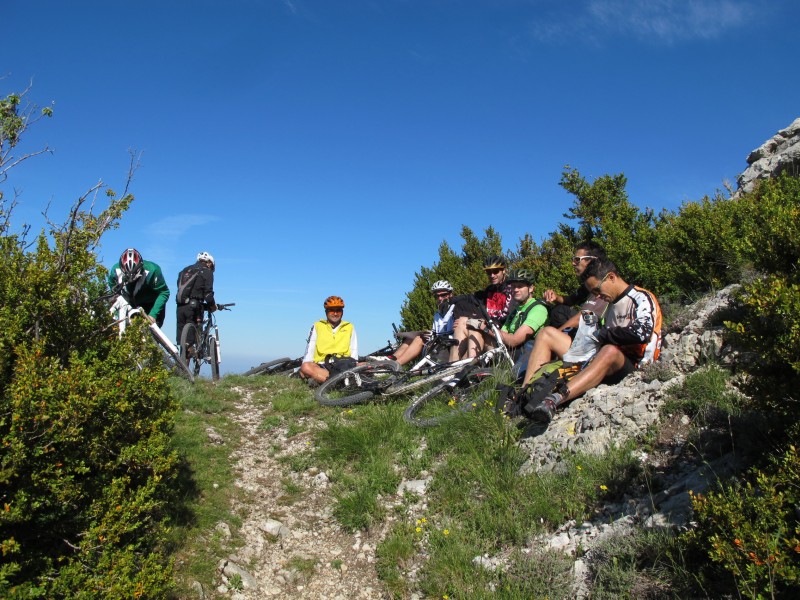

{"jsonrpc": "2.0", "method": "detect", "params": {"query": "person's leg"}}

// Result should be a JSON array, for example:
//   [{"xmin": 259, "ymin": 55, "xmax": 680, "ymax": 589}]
[
  {"xmin": 300, "ymin": 361, "xmax": 330, "ymax": 383},
  {"xmin": 558, "ymin": 344, "xmax": 628, "ymax": 403},
  {"xmin": 511, "ymin": 339, "xmax": 534, "ymax": 381},
  {"xmin": 531, "ymin": 345, "xmax": 629, "ymax": 424},
  {"xmin": 394, "ymin": 336, "xmax": 424, "ymax": 366},
  {"xmin": 176, "ymin": 305, "xmax": 187, "ymax": 345},
  {"xmin": 466, "ymin": 326, "xmax": 487, "ymax": 358},
  {"xmin": 522, "ymin": 326, "xmax": 572, "ymax": 385},
  {"xmin": 450, "ymin": 317, "xmax": 470, "ymax": 362}
]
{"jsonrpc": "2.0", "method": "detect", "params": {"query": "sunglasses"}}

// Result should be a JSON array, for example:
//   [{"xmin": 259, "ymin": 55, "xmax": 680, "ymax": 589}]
[
  {"xmin": 572, "ymin": 255, "xmax": 597, "ymax": 264},
  {"xmin": 326, "ymin": 308, "xmax": 343, "ymax": 313},
  {"xmin": 590, "ymin": 272, "xmax": 612, "ymax": 295},
  {"xmin": 485, "ymin": 268, "xmax": 504, "ymax": 275},
  {"xmin": 433, "ymin": 292, "xmax": 451, "ymax": 298}
]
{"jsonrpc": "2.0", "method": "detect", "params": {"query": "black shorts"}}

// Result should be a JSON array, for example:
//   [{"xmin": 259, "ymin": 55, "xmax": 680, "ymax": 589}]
[
  {"xmin": 452, "ymin": 295, "xmax": 483, "ymax": 320},
  {"xmin": 602, "ymin": 354, "xmax": 636, "ymax": 385}
]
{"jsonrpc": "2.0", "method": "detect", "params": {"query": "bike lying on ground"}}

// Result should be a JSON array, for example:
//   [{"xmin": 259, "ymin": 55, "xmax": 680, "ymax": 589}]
[
  {"xmin": 242, "ymin": 356, "xmax": 302, "ymax": 377},
  {"xmin": 179, "ymin": 303, "xmax": 235, "ymax": 381},
  {"xmin": 316, "ymin": 309, "xmax": 514, "ymax": 428},
  {"xmin": 242, "ymin": 325, "xmax": 401, "ymax": 377},
  {"xmin": 108, "ymin": 294, "xmax": 195, "ymax": 383}
]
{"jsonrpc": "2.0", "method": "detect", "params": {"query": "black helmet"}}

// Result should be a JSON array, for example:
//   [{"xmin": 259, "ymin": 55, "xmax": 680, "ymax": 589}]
[
  {"xmin": 506, "ymin": 268, "xmax": 534, "ymax": 285},
  {"xmin": 483, "ymin": 255, "xmax": 507, "ymax": 270}
]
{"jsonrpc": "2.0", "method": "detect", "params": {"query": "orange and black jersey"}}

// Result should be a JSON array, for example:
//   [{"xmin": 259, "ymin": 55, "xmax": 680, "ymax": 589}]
[{"xmin": 596, "ymin": 285, "xmax": 662, "ymax": 365}]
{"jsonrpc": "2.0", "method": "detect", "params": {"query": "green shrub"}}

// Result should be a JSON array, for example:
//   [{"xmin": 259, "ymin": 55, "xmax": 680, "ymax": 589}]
[
  {"xmin": 727, "ymin": 274, "xmax": 800, "ymax": 376},
  {"xmin": 1, "ymin": 89, "xmax": 179, "ymax": 597},
  {"xmin": 687, "ymin": 445, "xmax": 800, "ymax": 599}
]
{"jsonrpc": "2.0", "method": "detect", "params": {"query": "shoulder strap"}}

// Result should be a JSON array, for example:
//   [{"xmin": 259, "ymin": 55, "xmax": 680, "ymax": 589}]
[{"xmin": 515, "ymin": 299, "xmax": 549, "ymax": 329}]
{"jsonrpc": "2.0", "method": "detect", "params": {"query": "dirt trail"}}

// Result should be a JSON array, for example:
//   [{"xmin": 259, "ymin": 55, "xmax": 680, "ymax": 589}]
[{"xmin": 220, "ymin": 386, "xmax": 391, "ymax": 599}]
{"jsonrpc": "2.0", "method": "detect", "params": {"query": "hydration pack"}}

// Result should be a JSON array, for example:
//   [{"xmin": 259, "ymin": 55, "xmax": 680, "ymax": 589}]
[
  {"xmin": 519, "ymin": 361, "xmax": 581, "ymax": 419},
  {"xmin": 177, "ymin": 264, "xmax": 202, "ymax": 305}
]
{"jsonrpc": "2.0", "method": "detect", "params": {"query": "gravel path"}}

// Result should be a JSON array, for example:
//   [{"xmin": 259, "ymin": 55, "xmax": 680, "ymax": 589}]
[{"xmin": 217, "ymin": 386, "xmax": 390, "ymax": 599}]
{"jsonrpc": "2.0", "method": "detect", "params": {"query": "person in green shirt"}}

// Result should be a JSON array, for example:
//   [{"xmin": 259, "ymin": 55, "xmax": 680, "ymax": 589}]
[
  {"xmin": 498, "ymin": 268, "xmax": 549, "ymax": 378},
  {"xmin": 107, "ymin": 248, "xmax": 170, "ymax": 327}
]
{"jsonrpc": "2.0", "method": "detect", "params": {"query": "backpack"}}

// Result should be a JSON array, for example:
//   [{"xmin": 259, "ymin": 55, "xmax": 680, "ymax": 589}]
[
  {"xmin": 518, "ymin": 361, "xmax": 581, "ymax": 419},
  {"xmin": 177, "ymin": 264, "xmax": 202, "ymax": 305}
]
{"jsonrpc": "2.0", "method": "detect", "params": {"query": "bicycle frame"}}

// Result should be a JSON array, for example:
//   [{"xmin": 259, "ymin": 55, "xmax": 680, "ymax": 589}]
[
  {"xmin": 108, "ymin": 294, "xmax": 193, "ymax": 381},
  {"xmin": 110, "ymin": 295, "xmax": 181, "ymax": 355},
  {"xmin": 198, "ymin": 309, "xmax": 222, "ymax": 365}
]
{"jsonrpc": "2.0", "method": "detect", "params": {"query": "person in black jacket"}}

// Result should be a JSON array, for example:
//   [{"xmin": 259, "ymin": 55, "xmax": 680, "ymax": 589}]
[{"xmin": 176, "ymin": 251, "xmax": 217, "ymax": 351}]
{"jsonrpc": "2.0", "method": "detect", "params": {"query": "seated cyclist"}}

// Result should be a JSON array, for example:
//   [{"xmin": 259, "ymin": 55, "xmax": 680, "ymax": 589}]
[
  {"xmin": 450, "ymin": 255, "xmax": 512, "ymax": 361},
  {"xmin": 531, "ymin": 257, "xmax": 662, "ymax": 424},
  {"xmin": 477, "ymin": 268, "xmax": 549, "ymax": 377},
  {"xmin": 300, "ymin": 296, "xmax": 359, "ymax": 383},
  {"xmin": 390, "ymin": 280, "xmax": 455, "ymax": 366}
]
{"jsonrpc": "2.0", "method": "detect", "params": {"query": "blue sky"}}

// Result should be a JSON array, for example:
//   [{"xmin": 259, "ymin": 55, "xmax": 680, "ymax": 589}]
[{"xmin": 4, "ymin": 0, "xmax": 799, "ymax": 375}]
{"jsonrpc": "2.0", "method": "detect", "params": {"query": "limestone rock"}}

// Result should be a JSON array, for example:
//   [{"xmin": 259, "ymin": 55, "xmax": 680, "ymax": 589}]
[{"xmin": 736, "ymin": 117, "xmax": 800, "ymax": 195}]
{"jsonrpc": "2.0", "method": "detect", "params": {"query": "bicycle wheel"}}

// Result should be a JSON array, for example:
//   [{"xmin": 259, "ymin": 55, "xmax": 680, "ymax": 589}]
[
  {"xmin": 209, "ymin": 337, "xmax": 220, "ymax": 381},
  {"xmin": 403, "ymin": 368, "xmax": 496, "ymax": 428},
  {"xmin": 153, "ymin": 330, "xmax": 195, "ymax": 383},
  {"xmin": 179, "ymin": 323, "xmax": 203, "ymax": 376},
  {"xmin": 315, "ymin": 363, "xmax": 400, "ymax": 407},
  {"xmin": 242, "ymin": 357, "xmax": 300, "ymax": 377}
]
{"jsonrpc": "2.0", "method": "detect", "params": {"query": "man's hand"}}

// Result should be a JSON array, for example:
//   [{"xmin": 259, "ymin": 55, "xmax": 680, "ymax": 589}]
[
  {"xmin": 145, "ymin": 314, "xmax": 156, "ymax": 324},
  {"xmin": 543, "ymin": 289, "xmax": 560, "ymax": 304},
  {"xmin": 421, "ymin": 329, "xmax": 433, "ymax": 342}
]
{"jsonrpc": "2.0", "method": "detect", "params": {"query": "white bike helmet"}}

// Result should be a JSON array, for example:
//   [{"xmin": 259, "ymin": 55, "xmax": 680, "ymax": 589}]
[
  {"xmin": 430, "ymin": 280, "xmax": 454, "ymax": 293},
  {"xmin": 197, "ymin": 251, "xmax": 215, "ymax": 266}
]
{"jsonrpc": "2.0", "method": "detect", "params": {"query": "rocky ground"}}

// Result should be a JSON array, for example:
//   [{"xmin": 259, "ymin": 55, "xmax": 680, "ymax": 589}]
[{"xmin": 209, "ymin": 387, "xmax": 391, "ymax": 599}]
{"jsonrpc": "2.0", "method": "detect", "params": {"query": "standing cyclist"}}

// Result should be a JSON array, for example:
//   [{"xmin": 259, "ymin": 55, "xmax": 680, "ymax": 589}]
[
  {"xmin": 176, "ymin": 251, "xmax": 217, "ymax": 352},
  {"xmin": 107, "ymin": 248, "xmax": 170, "ymax": 327}
]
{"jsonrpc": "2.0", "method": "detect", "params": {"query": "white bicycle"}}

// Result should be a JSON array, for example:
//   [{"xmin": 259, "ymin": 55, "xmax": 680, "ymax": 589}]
[{"xmin": 109, "ymin": 294, "xmax": 195, "ymax": 383}]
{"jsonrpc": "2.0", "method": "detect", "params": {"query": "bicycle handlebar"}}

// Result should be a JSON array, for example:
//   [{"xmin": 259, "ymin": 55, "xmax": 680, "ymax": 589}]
[{"xmin": 216, "ymin": 303, "xmax": 235, "ymax": 310}]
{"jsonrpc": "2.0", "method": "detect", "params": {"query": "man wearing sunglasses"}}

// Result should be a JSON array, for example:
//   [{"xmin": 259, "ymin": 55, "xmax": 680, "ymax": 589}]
[
  {"xmin": 449, "ymin": 255, "xmax": 512, "ymax": 361},
  {"xmin": 519, "ymin": 242, "xmax": 610, "ymax": 387},
  {"xmin": 543, "ymin": 241, "xmax": 607, "ymax": 330},
  {"xmin": 300, "ymin": 295, "xmax": 359, "ymax": 383},
  {"xmin": 531, "ymin": 257, "xmax": 662, "ymax": 424}
]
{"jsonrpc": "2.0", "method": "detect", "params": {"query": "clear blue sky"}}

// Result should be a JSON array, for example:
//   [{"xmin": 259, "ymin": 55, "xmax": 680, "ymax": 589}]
[{"xmin": 5, "ymin": 0, "xmax": 799, "ymax": 375}]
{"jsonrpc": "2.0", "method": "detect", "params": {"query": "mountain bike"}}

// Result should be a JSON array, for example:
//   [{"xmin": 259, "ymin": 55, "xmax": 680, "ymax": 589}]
[
  {"xmin": 179, "ymin": 303, "xmax": 235, "ymax": 381},
  {"xmin": 242, "ymin": 324, "xmax": 401, "ymax": 377},
  {"xmin": 401, "ymin": 314, "xmax": 517, "ymax": 426},
  {"xmin": 242, "ymin": 356, "xmax": 303, "ymax": 377},
  {"xmin": 315, "ymin": 308, "xmax": 513, "ymax": 414},
  {"xmin": 108, "ymin": 294, "xmax": 195, "ymax": 382}
]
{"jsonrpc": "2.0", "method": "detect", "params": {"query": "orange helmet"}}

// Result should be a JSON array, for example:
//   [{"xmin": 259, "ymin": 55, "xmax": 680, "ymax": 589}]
[{"xmin": 323, "ymin": 295, "xmax": 345, "ymax": 310}]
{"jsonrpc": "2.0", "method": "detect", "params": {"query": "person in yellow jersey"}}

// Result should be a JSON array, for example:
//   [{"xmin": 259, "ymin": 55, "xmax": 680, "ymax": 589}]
[{"xmin": 299, "ymin": 295, "xmax": 359, "ymax": 383}]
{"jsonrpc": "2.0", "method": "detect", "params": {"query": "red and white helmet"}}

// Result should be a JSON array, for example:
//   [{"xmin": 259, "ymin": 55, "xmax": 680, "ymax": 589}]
[{"xmin": 119, "ymin": 248, "xmax": 144, "ymax": 281}]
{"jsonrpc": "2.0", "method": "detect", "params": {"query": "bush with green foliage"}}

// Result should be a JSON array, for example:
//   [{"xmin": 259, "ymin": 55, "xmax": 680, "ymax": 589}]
[
  {"xmin": 687, "ymin": 445, "xmax": 800, "ymax": 599},
  {"xmin": 1, "ymin": 89, "xmax": 178, "ymax": 598}
]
